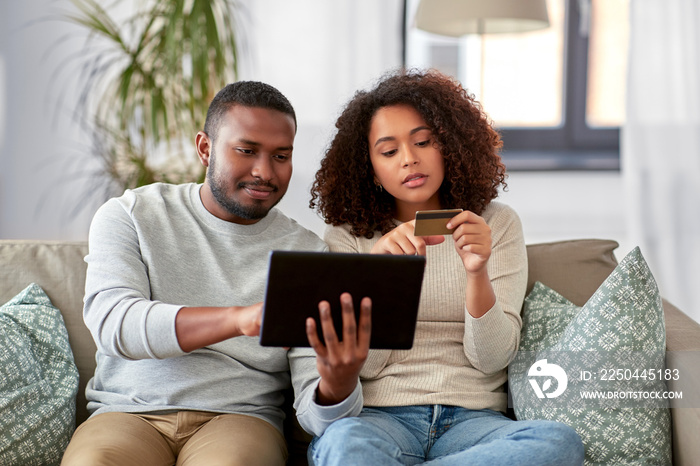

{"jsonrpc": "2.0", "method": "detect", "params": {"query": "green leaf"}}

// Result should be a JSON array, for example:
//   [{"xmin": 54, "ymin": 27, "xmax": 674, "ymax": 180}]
[{"xmin": 55, "ymin": 0, "xmax": 239, "ymax": 191}]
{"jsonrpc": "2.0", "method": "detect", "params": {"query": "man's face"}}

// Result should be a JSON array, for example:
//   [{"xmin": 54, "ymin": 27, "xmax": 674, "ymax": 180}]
[{"xmin": 198, "ymin": 105, "xmax": 295, "ymax": 224}]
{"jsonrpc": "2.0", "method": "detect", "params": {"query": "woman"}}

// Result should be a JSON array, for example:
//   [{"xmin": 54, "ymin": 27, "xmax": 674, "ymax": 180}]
[{"xmin": 307, "ymin": 69, "xmax": 583, "ymax": 465}]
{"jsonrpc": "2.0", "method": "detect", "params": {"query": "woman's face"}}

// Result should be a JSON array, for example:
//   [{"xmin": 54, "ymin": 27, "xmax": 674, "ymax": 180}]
[{"xmin": 368, "ymin": 104, "xmax": 445, "ymax": 222}]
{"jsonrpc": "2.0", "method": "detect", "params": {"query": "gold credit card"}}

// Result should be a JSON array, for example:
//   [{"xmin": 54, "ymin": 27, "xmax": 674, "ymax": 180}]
[{"xmin": 413, "ymin": 209, "xmax": 463, "ymax": 236}]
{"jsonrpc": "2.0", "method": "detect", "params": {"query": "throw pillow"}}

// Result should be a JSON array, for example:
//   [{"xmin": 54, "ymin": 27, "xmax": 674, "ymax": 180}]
[
  {"xmin": 509, "ymin": 247, "xmax": 672, "ymax": 465},
  {"xmin": 0, "ymin": 283, "xmax": 79, "ymax": 466}
]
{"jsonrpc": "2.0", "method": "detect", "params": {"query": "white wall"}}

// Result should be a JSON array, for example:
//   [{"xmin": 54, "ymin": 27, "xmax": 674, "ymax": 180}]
[
  {"xmin": 0, "ymin": 0, "xmax": 100, "ymax": 240},
  {"xmin": 502, "ymin": 171, "xmax": 631, "ymax": 253}
]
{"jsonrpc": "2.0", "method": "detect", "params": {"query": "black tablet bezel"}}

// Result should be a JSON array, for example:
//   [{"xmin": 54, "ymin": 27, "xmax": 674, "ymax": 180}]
[{"xmin": 259, "ymin": 250, "xmax": 426, "ymax": 349}]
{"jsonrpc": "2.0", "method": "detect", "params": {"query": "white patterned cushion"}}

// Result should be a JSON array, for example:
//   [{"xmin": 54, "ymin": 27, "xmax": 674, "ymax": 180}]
[
  {"xmin": 509, "ymin": 247, "xmax": 672, "ymax": 464},
  {"xmin": 0, "ymin": 284, "xmax": 79, "ymax": 465}
]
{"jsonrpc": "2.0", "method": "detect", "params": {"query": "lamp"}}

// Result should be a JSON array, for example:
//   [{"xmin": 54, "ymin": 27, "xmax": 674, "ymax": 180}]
[
  {"xmin": 414, "ymin": 0, "xmax": 550, "ymax": 37},
  {"xmin": 412, "ymin": 0, "xmax": 550, "ymax": 103}
]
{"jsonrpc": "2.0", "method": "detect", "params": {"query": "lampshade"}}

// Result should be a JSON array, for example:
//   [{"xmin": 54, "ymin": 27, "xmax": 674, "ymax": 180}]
[{"xmin": 414, "ymin": 0, "xmax": 550, "ymax": 36}]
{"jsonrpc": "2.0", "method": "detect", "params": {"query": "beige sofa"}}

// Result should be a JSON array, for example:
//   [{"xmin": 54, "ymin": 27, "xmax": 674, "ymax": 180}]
[{"xmin": 1, "ymin": 239, "xmax": 698, "ymax": 465}]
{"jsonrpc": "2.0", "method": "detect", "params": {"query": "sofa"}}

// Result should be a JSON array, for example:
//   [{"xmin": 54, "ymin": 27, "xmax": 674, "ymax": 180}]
[{"xmin": 1, "ymin": 238, "xmax": 698, "ymax": 465}]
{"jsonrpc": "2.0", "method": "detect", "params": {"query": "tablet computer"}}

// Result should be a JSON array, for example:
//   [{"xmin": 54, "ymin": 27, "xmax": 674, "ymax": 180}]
[{"xmin": 260, "ymin": 250, "xmax": 426, "ymax": 349}]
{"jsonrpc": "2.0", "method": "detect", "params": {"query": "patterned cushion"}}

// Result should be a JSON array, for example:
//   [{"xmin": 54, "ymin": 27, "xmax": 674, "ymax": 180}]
[
  {"xmin": 0, "ymin": 284, "xmax": 79, "ymax": 465},
  {"xmin": 509, "ymin": 247, "xmax": 672, "ymax": 464}
]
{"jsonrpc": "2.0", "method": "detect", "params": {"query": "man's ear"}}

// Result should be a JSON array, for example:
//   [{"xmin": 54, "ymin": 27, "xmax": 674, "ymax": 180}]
[{"xmin": 195, "ymin": 131, "xmax": 212, "ymax": 167}]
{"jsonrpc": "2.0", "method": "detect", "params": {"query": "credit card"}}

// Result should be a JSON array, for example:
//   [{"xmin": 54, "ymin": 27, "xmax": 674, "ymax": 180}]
[{"xmin": 413, "ymin": 209, "xmax": 463, "ymax": 236}]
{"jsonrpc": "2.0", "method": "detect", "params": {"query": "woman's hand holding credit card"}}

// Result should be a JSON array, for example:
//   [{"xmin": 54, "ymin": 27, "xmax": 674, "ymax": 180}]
[{"xmin": 413, "ymin": 209, "xmax": 463, "ymax": 236}]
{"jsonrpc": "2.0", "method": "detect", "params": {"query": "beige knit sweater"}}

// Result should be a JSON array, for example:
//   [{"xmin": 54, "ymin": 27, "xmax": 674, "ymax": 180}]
[{"xmin": 323, "ymin": 201, "xmax": 527, "ymax": 413}]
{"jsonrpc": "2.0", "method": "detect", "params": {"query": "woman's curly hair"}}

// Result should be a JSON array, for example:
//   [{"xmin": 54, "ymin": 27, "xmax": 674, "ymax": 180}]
[{"xmin": 310, "ymin": 68, "xmax": 507, "ymax": 238}]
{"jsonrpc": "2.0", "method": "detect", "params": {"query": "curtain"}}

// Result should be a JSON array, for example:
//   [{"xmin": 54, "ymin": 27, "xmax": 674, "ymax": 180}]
[{"xmin": 622, "ymin": 0, "xmax": 700, "ymax": 324}]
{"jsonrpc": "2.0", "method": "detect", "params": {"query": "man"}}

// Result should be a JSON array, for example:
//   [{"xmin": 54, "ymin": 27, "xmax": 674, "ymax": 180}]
[{"xmin": 61, "ymin": 81, "xmax": 370, "ymax": 466}]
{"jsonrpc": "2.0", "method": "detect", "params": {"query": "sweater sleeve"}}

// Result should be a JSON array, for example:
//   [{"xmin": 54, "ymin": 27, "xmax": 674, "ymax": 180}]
[
  {"xmin": 83, "ymin": 197, "xmax": 185, "ymax": 360},
  {"xmin": 462, "ymin": 204, "xmax": 527, "ymax": 374},
  {"xmin": 289, "ymin": 347, "xmax": 363, "ymax": 437}
]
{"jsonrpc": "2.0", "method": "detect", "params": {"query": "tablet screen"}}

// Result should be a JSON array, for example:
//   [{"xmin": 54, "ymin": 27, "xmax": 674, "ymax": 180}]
[{"xmin": 260, "ymin": 250, "xmax": 426, "ymax": 349}]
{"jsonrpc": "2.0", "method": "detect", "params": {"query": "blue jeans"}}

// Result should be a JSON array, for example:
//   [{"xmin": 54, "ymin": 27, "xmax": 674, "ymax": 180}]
[{"xmin": 308, "ymin": 405, "xmax": 583, "ymax": 466}]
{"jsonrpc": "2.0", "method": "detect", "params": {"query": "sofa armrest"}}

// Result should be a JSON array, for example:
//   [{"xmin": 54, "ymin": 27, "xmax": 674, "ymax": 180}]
[
  {"xmin": 663, "ymin": 299, "xmax": 700, "ymax": 466},
  {"xmin": 664, "ymin": 299, "xmax": 700, "ymax": 352}
]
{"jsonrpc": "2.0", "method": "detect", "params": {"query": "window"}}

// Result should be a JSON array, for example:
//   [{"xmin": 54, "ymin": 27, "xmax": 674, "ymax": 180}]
[{"xmin": 404, "ymin": 0, "xmax": 629, "ymax": 170}]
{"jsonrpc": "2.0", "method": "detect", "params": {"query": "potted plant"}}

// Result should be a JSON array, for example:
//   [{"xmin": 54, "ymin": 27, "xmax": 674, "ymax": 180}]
[{"xmin": 55, "ymin": 0, "xmax": 240, "ymax": 201}]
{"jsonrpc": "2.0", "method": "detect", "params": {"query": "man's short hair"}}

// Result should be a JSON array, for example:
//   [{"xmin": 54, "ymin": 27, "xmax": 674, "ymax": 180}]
[{"xmin": 203, "ymin": 81, "xmax": 297, "ymax": 141}]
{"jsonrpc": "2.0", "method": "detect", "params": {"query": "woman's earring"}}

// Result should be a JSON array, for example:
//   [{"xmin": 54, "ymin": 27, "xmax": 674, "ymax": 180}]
[{"xmin": 374, "ymin": 180, "xmax": 383, "ymax": 192}]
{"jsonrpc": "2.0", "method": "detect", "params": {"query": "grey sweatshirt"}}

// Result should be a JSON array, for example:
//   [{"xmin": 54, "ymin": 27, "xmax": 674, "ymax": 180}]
[{"xmin": 83, "ymin": 182, "xmax": 361, "ymax": 436}]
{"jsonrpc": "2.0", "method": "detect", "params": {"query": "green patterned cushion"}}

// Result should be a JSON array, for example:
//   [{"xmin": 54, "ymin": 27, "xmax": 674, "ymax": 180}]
[
  {"xmin": 509, "ymin": 247, "xmax": 672, "ymax": 464},
  {"xmin": 0, "ymin": 284, "xmax": 79, "ymax": 465}
]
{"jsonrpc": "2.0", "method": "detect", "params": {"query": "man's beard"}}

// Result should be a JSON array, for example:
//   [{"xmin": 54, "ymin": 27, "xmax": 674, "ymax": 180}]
[{"xmin": 207, "ymin": 152, "xmax": 281, "ymax": 220}]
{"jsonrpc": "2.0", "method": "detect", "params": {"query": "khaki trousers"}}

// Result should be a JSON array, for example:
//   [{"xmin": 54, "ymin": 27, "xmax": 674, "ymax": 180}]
[{"xmin": 61, "ymin": 411, "xmax": 287, "ymax": 466}]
